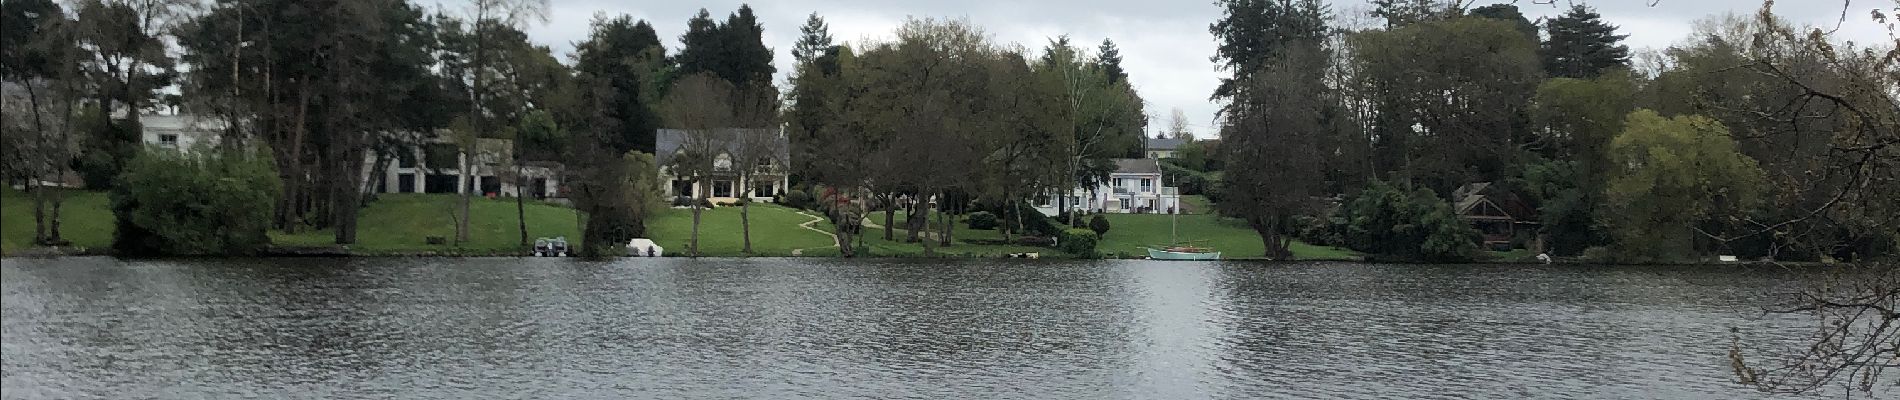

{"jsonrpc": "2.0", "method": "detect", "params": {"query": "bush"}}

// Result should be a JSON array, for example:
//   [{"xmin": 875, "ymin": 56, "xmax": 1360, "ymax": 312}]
[
  {"xmin": 111, "ymin": 148, "xmax": 281, "ymax": 256},
  {"xmin": 1337, "ymin": 181, "xmax": 1481, "ymax": 262},
  {"xmin": 1088, "ymin": 214, "xmax": 1111, "ymax": 237},
  {"xmin": 1057, "ymin": 228, "xmax": 1100, "ymax": 258},
  {"xmin": 967, "ymin": 211, "xmax": 998, "ymax": 230},
  {"xmin": 778, "ymin": 189, "xmax": 816, "ymax": 210}
]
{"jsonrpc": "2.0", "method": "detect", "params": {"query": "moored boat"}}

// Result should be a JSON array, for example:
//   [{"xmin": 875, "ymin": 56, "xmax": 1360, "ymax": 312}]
[{"xmin": 1147, "ymin": 246, "xmax": 1220, "ymax": 260}]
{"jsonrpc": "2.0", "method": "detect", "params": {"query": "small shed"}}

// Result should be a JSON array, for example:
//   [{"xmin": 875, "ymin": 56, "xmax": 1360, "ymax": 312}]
[{"xmin": 1452, "ymin": 183, "xmax": 1539, "ymax": 250}]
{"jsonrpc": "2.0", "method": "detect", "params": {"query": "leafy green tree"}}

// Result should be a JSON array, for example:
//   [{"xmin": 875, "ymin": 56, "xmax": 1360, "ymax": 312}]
[
  {"xmin": 1468, "ymin": 3, "xmax": 1537, "ymax": 41},
  {"xmin": 111, "ymin": 148, "xmax": 282, "ymax": 256},
  {"xmin": 69, "ymin": 0, "xmax": 183, "ymax": 189},
  {"xmin": 567, "ymin": 14, "xmax": 667, "ymax": 255},
  {"xmin": 1217, "ymin": 42, "xmax": 1334, "ymax": 260},
  {"xmin": 1522, "ymin": 71, "xmax": 1638, "ymax": 255},
  {"xmin": 1542, "ymin": 5, "xmax": 1630, "ymax": 79},
  {"xmin": 2, "ymin": 0, "xmax": 82, "ymax": 246},
  {"xmin": 1353, "ymin": 16, "xmax": 1542, "ymax": 193},
  {"xmin": 1602, "ymin": 110, "xmax": 1765, "ymax": 262}
]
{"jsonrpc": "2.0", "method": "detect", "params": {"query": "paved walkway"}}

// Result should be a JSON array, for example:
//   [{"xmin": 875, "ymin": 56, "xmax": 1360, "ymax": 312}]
[{"xmin": 789, "ymin": 211, "xmax": 838, "ymax": 256}]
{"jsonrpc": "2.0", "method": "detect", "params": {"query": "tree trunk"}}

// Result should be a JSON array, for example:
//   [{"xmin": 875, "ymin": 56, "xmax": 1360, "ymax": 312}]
[
  {"xmin": 741, "ymin": 196, "xmax": 753, "ymax": 254},
  {"xmin": 516, "ymin": 164, "xmax": 528, "ymax": 248},
  {"xmin": 456, "ymin": 151, "xmax": 472, "ymax": 243},
  {"xmin": 47, "ymin": 171, "xmax": 63, "ymax": 244},
  {"xmin": 939, "ymin": 203, "xmax": 954, "ymax": 247},
  {"xmin": 918, "ymin": 198, "xmax": 936, "ymax": 256},
  {"xmin": 1254, "ymin": 216, "xmax": 1290, "ymax": 260},
  {"xmin": 30, "ymin": 177, "xmax": 46, "ymax": 245},
  {"xmin": 905, "ymin": 198, "xmax": 922, "ymax": 243},
  {"xmin": 834, "ymin": 208, "xmax": 856, "ymax": 257},
  {"xmin": 1001, "ymin": 191, "xmax": 1014, "ymax": 244},
  {"xmin": 690, "ymin": 194, "xmax": 703, "ymax": 257},
  {"xmin": 882, "ymin": 195, "xmax": 895, "ymax": 241}
]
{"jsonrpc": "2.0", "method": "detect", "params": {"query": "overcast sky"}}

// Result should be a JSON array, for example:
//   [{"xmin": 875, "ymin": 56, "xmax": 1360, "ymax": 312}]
[{"xmin": 491, "ymin": 0, "xmax": 1893, "ymax": 139}]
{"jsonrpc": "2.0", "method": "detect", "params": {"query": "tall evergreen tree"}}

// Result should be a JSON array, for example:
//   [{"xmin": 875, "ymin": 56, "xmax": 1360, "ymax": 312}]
[
  {"xmin": 720, "ymin": 5, "xmax": 776, "ymax": 93},
  {"xmin": 675, "ymin": 9, "xmax": 720, "ymax": 78},
  {"xmin": 1095, "ymin": 38, "xmax": 1126, "ymax": 84},
  {"xmin": 1542, "ymin": 5, "xmax": 1630, "ymax": 79},
  {"xmin": 1208, "ymin": 0, "xmax": 1329, "ymax": 102},
  {"xmin": 791, "ymin": 13, "xmax": 832, "ymax": 66}
]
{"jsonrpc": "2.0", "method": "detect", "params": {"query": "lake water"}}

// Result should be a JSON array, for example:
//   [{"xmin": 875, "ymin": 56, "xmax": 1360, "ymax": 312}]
[{"xmin": 0, "ymin": 257, "xmax": 1836, "ymax": 399}]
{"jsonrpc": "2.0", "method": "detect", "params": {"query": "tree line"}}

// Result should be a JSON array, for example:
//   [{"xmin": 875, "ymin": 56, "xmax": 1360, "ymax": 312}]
[{"xmin": 1199, "ymin": 0, "xmax": 1897, "ymax": 264}]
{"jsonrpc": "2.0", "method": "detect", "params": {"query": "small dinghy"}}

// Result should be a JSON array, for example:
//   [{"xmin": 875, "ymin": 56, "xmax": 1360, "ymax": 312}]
[{"xmin": 1147, "ymin": 245, "xmax": 1220, "ymax": 261}]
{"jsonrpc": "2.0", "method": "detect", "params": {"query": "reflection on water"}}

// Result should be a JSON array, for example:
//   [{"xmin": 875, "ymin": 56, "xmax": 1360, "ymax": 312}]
[{"xmin": 1, "ymin": 257, "xmax": 1828, "ymax": 398}]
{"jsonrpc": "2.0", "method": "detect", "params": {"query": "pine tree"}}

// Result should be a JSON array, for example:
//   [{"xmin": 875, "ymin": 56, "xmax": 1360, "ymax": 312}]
[
  {"xmin": 721, "ymin": 4, "xmax": 776, "ymax": 91},
  {"xmin": 791, "ymin": 13, "xmax": 832, "ymax": 66},
  {"xmin": 1208, "ymin": 0, "xmax": 1329, "ymax": 102},
  {"xmin": 1096, "ymin": 39, "xmax": 1126, "ymax": 84},
  {"xmin": 675, "ymin": 9, "xmax": 720, "ymax": 78},
  {"xmin": 1542, "ymin": 5, "xmax": 1630, "ymax": 79}
]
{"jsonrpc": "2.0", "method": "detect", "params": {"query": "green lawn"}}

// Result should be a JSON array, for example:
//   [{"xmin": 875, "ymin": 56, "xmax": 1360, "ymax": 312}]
[
  {"xmin": 272, "ymin": 193, "xmax": 583, "ymax": 255},
  {"xmin": 1096, "ymin": 213, "xmax": 1360, "ymax": 260},
  {"xmin": 648, "ymin": 204, "xmax": 839, "ymax": 256},
  {"xmin": 0, "ymin": 188, "xmax": 114, "ymax": 254}
]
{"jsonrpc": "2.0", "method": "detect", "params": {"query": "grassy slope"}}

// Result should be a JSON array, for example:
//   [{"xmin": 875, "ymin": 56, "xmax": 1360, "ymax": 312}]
[
  {"xmin": 1096, "ymin": 213, "xmax": 1360, "ymax": 260},
  {"xmin": 0, "ymin": 188, "xmax": 114, "ymax": 254},
  {"xmin": 648, "ymin": 204, "xmax": 838, "ymax": 256},
  {"xmin": 272, "ymin": 193, "xmax": 583, "ymax": 254}
]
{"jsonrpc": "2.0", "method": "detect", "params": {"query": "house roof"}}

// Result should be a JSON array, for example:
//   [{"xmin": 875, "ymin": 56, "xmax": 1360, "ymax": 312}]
[
  {"xmin": 1112, "ymin": 158, "xmax": 1160, "ymax": 174},
  {"xmin": 1147, "ymin": 137, "xmax": 1187, "ymax": 151},
  {"xmin": 1453, "ymin": 182, "xmax": 1538, "ymax": 222},
  {"xmin": 655, "ymin": 128, "xmax": 788, "ymax": 167}
]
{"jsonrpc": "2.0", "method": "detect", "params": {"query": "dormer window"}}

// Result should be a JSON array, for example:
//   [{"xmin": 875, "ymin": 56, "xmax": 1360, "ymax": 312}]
[{"xmin": 714, "ymin": 153, "xmax": 733, "ymax": 171}]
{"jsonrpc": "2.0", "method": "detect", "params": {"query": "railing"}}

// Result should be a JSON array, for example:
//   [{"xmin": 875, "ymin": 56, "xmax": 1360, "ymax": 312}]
[{"xmin": 1113, "ymin": 188, "xmax": 1132, "ymax": 195}]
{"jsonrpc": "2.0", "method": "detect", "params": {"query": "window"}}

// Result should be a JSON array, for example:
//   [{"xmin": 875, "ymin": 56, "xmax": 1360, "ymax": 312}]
[
  {"xmin": 672, "ymin": 180, "xmax": 695, "ymax": 198},
  {"xmin": 712, "ymin": 180, "xmax": 734, "ymax": 198},
  {"xmin": 714, "ymin": 154, "xmax": 733, "ymax": 171},
  {"xmin": 424, "ymin": 174, "xmax": 457, "ymax": 194},
  {"xmin": 425, "ymin": 144, "xmax": 459, "ymax": 170},
  {"xmin": 480, "ymin": 177, "xmax": 500, "ymax": 195},
  {"xmin": 1115, "ymin": 178, "xmax": 1129, "ymax": 189},
  {"xmin": 397, "ymin": 174, "xmax": 416, "ymax": 193},
  {"xmin": 1140, "ymin": 179, "xmax": 1154, "ymax": 192},
  {"xmin": 398, "ymin": 153, "xmax": 416, "ymax": 168},
  {"xmin": 1119, "ymin": 198, "xmax": 1131, "ymax": 210},
  {"xmin": 754, "ymin": 181, "xmax": 775, "ymax": 198},
  {"xmin": 158, "ymin": 134, "xmax": 179, "ymax": 146}
]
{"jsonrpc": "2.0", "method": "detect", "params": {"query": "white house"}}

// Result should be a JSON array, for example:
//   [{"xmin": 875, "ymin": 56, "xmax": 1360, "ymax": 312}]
[
  {"xmin": 140, "ymin": 114, "xmax": 228, "ymax": 151},
  {"xmin": 366, "ymin": 135, "xmax": 562, "ymax": 199},
  {"xmin": 656, "ymin": 128, "xmax": 790, "ymax": 205},
  {"xmin": 1036, "ymin": 158, "xmax": 1181, "ymax": 216}
]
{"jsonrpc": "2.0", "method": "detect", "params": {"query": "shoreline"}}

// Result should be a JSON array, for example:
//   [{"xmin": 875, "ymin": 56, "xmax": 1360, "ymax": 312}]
[{"xmin": 0, "ymin": 247, "xmax": 1841, "ymax": 268}]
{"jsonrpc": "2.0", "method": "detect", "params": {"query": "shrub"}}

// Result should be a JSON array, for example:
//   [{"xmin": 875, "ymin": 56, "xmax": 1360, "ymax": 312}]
[
  {"xmin": 1057, "ymin": 228, "xmax": 1100, "ymax": 258},
  {"xmin": 778, "ymin": 189, "xmax": 816, "ymax": 210},
  {"xmin": 111, "ymin": 148, "xmax": 281, "ymax": 256},
  {"xmin": 1088, "ymin": 214, "xmax": 1111, "ymax": 237},
  {"xmin": 967, "ymin": 211, "xmax": 998, "ymax": 230},
  {"xmin": 1337, "ymin": 181, "xmax": 1481, "ymax": 262}
]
